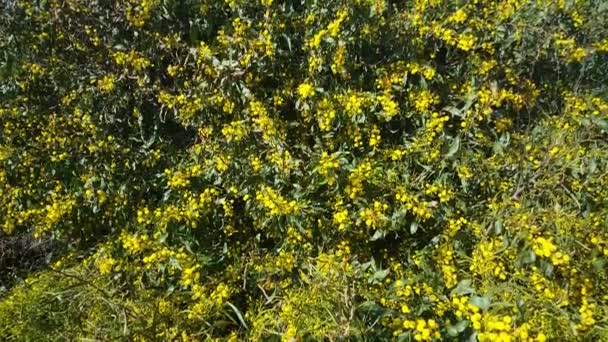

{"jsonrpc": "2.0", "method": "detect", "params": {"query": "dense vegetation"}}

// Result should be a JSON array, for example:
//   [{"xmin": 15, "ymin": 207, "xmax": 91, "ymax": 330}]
[{"xmin": 1, "ymin": 0, "xmax": 608, "ymax": 340}]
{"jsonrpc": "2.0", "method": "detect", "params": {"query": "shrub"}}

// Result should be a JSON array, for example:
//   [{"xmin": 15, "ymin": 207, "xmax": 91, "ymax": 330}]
[{"xmin": 1, "ymin": 0, "xmax": 608, "ymax": 340}]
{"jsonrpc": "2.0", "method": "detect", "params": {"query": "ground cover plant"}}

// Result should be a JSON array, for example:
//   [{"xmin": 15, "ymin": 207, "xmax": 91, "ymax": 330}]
[{"xmin": 1, "ymin": 0, "xmax": 608, "ymax": 340}]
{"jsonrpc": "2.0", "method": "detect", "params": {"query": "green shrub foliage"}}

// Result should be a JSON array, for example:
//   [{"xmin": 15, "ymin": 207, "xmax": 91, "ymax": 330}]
[{"xmin": 1, "ymin": 0, "xmax": 608, "ymax": 340}]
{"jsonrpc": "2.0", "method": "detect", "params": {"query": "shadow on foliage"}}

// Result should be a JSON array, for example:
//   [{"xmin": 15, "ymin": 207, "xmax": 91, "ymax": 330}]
[{"xmin": 0, "ymin": 233, "xmax": 57, "ymax": 291}]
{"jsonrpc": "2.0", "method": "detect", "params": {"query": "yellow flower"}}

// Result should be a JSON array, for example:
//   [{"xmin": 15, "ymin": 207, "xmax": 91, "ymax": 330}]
[
  {"xmin": 297, "ymin": 82, "xmax": 315, "ymax": 99},
  {"xmin": 344, "ymin": 92, "xmax": 365, "ymax": 116},
  {"xmin": 97, "ymin": 75, "xmax": 116, "ymax": 92},
  {"xmin": 369, "ymin": 125, "xmax": 381, "ymax": 148},
  {"xmin": 318, "ymin": 151, "xmax": 340, "ymax": 185},
  {"xmin": 256, "ymin": 185, "xmax": 299, "ymax": 216},
  {"xmin": 96, "ymin": 256, "xmax": 116, "ymax": 275},
  {"xmin": 377, "ymin": 94, "xmax": 399, "ymax": 121},
  {"xmin": 450, "ymin": 8, "xmax": 468, "ymax": 24},
  {"xmin": 333, "ymin": 208, "xmax": 349, "ymax": 231},
  {"xmin": 532, "ymin": 236, "xmax": 557, "ymax": 258},
  {"xmin": 327, "ymin": 9, "xmax": 348, "ymax": 37},
  {"xmin": 457, "ymin": 33, "xmax": 476, "ymax": 52}
]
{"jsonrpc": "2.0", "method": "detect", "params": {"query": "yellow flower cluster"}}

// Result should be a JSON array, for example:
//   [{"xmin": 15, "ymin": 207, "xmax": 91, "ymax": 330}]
[
  {"xmin": 377, "ymin": 93, "xmax": 400, "ymax": 121},
  {"xmin": 532, "ymin": 236, "xmax": 570, "ymax": 266},
  {"xmin": 437, "ymin": 244, "xmax": 458, "ymax": 288},
  {"xmin": 250, "ymin": 99, "xmax": 280, "ymax": 143},
  {"xmin": 306, "ymin": 9, "xmax": 348, "ymax": 50},
  {"xmin": 342, "ymin": 91, "xmax": 367, "ymax": 118},
  {"xmin": 331, "ymin": 42, "xmax": 347, "ymax": 76},
  {"xmin": 477, "ymin": 315, "xmax": 514, "ymax": 342},
  {"xmin": 359, "ymin": 200, "xmax": 388, "ymax": 229},
  {"xmin": 164, "ymin": 165, "xmax": 202, "ymax": 189},
  {"xmin": 125, "ymin": 0, "xmax": 158, "ymax": 27},
  {"xmin": 396, "ymin": 189, "xmax": 432, "ymax": 221},
  {"xmin": 446, "ymin": 217, "xmax": 467, "ymax": 238},
  {"xmin": 96, "ymin": 254, "xmax": 117, "ymax": 275},
  {"xmin": 424, "ymin": 184, "xmax": 453, "ymax": 203},
  {"xmin": 157, "ymin": 91, "xmax": 205, "ymax": 124},
  {"xmin": 346, "ymin": 161, "xmax": 373, "ymax": 200},
  {"xmin": 317, "ymin": 98, "xmax": 336, "ymax": 131},
  {"xmin": 590, "ymin": 234, "xmax": 608, "ymax": 256},
  {"xmin": 97, "ymin": 74, "xmax": 116, "ymax": 92},
  {"xmin": 221, "ymin": 120, "xmax": 249, "ymax": 142},
  {"xmin": 197, "ymin": 41, "xmax": 213, "ymax": 64},
  {"xmin": 332, "ymin": 208, "xmax": 349, "ymax": 231},
  {"xmin": 189, "ymin": 282, "xmax": 231, "ymax": 320},
  {"xmin": 268, "ymin": 149, "xmax": 297, "ymax": 174},
  {"xmin": 181, "ymin": 264, "xmax": 201, "ymax": 287},
  {"xmin": 457, "ymin": 33, "xmax": 477, "ymax": 52},
  {"xmin": 142, "ymin": 246, "xmax": 191, "ymax": 272},
  {"xmin": 37, "ymin": 196, "xmax": 77, "ymax": 238},
  {"xmin": 368, "ymin": 125, "xmax": 381, "ymax": 149},
  {"xmin": 215, "ymin": 154, "xmax": 232, "ymax": 173},
  {"xmin": 120, "ymin": 231, "xmax": 149, "ymax": 254},
  {"xmin": 275, "ymin": 250, "xmax": 296, "ymax": 272},
  {"xmin": 318, "ymin": 151, "xmax": 340, "ymax": 185},
  {"xmin": 112, "ymin": 50, "xmax": 152, "ymax": 72},
  {"xmin": 256, "ymin": 185, "xmax": 298, "ymax": 216},
  {"xmin": 451, "ymin": 296, "xmax": 480, "ymax": 322},
  {"xmin": 297, "ymin": 82, "xmax": 315, "ymax": 99},
  {"xmin": 470, "ymin": 239, "xmax": 507, "ymax": 280},
  {"xmin": 402, "ymin": 319, "xmax": 440, "ymax": 341}
]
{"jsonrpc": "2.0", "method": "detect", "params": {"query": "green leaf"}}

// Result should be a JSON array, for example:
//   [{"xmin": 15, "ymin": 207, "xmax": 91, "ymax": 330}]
[
  {"xmin": 450, "ymin": 279, "xmax": 474, "ymax": 296},
  {"xmin": 493, "ymin": 139, "xmax": 504, "ymax": 155},
  {"xmin": 443, "ymin": 106, "xmax": 463, "ymax": 118},
  {"xmin": 469, "ymin": 296, "xmax": 491, "ymax": 311},
  {"xmin": 369, "ymin": 269, "xmax": 390, "ymax": 283},
  {"xmin": 226, "ymin": 302, "xmax": 248, "ymax": 329},
  {"xmin": 454, "ymin": 320, "xmax": 469, "ymax": 332},
  {"xmin": 410, "ymin": 222, "xmax": 419, "ymax": 234},
  {"xmin": 446, "ymin": 137, "xmax": 460, "ymax": 158},
  {"xmin": 447, "ymin": 320, "xmax": 468, "ymax": 336},
  {"xmin": 370, "ymin": 229, "xmax": 385, "ymax": 241},
  {"xmin": 447, "ymin": 325, "xmax": 459, "ymax": 337},
  {"xmin": 597, "ymin": 119, "xmax": 608, "ymax": 132},
  {"xmin": 358, "ymin": 300, "xmax": 381, "ymax": 312},
  {"xmin": 494, "ymin": 220, "xmax": 503, "ymax": 235},
  {"xmin": 592, "ymin": 257, "xmax": 605, "ymax": 273},
  {"xmin": 520, "ymin": 250, "xmax": 536, "ymax": 265}
]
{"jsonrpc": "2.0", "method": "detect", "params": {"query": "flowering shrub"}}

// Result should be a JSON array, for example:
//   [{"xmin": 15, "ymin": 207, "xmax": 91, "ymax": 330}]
[{"xmin": 1, "ymin": 0, "xmax": 608, "ymax": 340}]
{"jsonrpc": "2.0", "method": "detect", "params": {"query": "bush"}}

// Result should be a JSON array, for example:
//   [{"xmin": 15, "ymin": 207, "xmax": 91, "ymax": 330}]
[{"xmin": 1, "ymin": 0, "xmax": 608, "ymax": 340}]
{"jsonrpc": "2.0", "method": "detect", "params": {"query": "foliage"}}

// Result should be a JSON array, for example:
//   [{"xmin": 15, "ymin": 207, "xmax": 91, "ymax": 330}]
[{"xmin": 1, "ymin": 0, "xmax": 608, "ymax": 340}]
